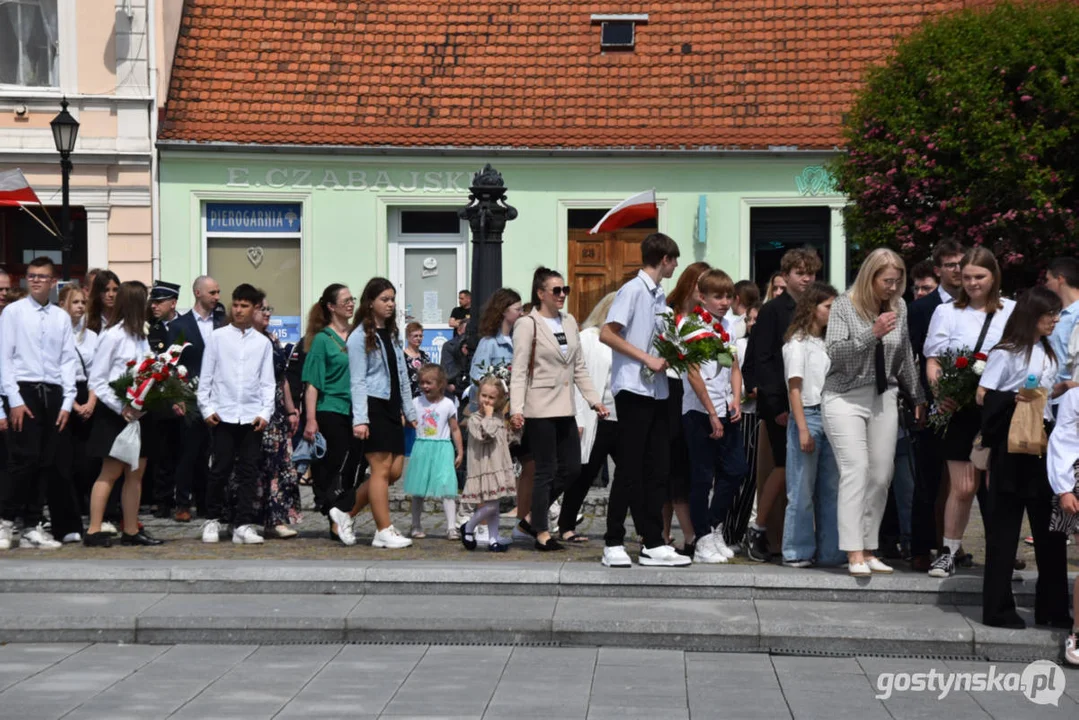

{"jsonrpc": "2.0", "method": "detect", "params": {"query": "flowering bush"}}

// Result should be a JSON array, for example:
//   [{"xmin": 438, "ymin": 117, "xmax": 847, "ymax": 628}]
[
  {"xmin": 650, "ymin": 306, "xmax": 735, "ymax": 376},
  {"xmin": 830, "ymin": 1, "xmax": 1079, "ymax": 289},
  {"xmin": 109, "ymin": 343, "xmax": 197, "ymax": 415},
  {"xmin": 927, "ymin": 348, "xmax": 988, "ymax": 433}
]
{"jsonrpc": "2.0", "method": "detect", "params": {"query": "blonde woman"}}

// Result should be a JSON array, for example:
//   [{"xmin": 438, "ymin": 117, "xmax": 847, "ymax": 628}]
[
  {"xmin": 59, "ymin": 284, "xmax": 101, "ymax": 527},
  {"xmin": 822, "ymin": 249, "xmax": 925, "ymax": 576}
]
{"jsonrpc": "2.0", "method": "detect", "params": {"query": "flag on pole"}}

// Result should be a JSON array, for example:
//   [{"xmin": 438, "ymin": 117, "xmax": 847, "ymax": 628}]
[
  {"xmin": 0, "ymin": 169, "xmax": 43, "ymax": 206},
  {"xmin": 588, "ymin": 189, "xmax": 658, "ymax": 234}
]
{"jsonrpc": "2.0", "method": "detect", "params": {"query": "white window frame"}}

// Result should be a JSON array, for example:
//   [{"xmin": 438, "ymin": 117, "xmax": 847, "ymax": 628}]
[
  {"xmin": 0, "ymin": 0, "xmax": 76, "ymax": 97},
  {"xmin": 388, "ymin": 207, "xmax": 468, "ymax": 333}
]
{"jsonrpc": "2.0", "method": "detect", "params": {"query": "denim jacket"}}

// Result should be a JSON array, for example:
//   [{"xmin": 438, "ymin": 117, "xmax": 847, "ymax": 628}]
[
  {"xmin": 346, "ymin": 327, "xmax": 418, "ymax": 427},
  {"xmin": 467, "ymin": 333, "xmax": 515, "ymax": 412}
]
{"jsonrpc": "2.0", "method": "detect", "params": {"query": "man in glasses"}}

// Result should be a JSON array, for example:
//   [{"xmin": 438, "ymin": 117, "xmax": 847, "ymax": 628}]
[{"xmin": 167, "ymin": 275, "xmax": 228, "ymax": 522}]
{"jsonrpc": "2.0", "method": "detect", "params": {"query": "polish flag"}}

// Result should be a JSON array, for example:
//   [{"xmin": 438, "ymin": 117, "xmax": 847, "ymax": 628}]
[
  {"xmin": 0, "ymin": 169, "xmax": 43, "ymax": 207},
  {"xmin": 588, "ymin": 189, "xmax": 658, "ymax": 234}
]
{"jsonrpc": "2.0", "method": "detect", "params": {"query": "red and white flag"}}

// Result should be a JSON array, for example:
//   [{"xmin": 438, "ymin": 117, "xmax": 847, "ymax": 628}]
[
  {"xmin": 588, "ymin": 189, "xmax": 658, "ymax": 234},
  {"xmin": 0, "ymin": 169, "xmax": 43, "ymax": 207}
]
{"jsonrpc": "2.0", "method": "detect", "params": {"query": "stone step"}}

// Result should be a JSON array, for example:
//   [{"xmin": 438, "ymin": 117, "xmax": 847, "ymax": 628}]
[
  {"xmin": 0, "ymin": 560, "xmax": 1072, "ymax": 608},
  {"xmin": 0, "ymin": 591, "xmax": 1064, "ymax": 662}
]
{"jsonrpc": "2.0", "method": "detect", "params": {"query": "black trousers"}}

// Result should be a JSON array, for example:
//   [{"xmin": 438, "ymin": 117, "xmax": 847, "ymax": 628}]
[
  {"xmin": 559, "ymin": 419, "xmax": 618, "ymax": 533},
  {"xmin": 526, "ymin": 416, "xmax": 580, "ymax": 535},
  {"xmin": 151, "ymin": 415, "xmax": 184, "ymax": 508},
  {"xmin": 174, "ymin": 419, "xmax": 210, "ymax": 512},
  {"xmin": 605, "ymin": 391, "xmax": 667, "ymax": 549},
  {"xmin": 312, "ymin": 411, "xmax": 363, "ymax": 516},
  {"xmin": 206, "ymin": 422, "xmax": 263, "ymax": 527},
  {"xmin": 2, "ymin": 383, "xmax": 76, "ymax": 531}
]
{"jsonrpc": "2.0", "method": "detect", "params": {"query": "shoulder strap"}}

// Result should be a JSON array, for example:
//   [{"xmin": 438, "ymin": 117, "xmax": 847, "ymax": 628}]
[
  {"xmin": 73, "ymin": 344, "xmax": 88, "ymax": 379},
  {"xmin": 974, "ymin": 311, "xmax": 996, "ymax": 354},
  {"xmin": 528, "ymin": 316, "xmax": 538, "ymax": 381},
  {"xmin": 323, "ymin": 327, "xmax": 348, "ymax": 353}
]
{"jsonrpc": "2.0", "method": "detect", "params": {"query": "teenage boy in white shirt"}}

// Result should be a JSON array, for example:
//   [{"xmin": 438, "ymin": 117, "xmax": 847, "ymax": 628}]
[
  {"xmin": 599, "ymin": 232, "xmax": 691, "ymax": 568},
  {"xmin": 0, "ymin": 256, "xmax": 77, "ymax": 550},
  {"xmin": 197, "ymin": 284, "xmax": 275, "ymax": 545}
]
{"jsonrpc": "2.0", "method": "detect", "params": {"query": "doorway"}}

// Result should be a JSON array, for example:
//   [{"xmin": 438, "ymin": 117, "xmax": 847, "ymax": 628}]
[
  {"xmin": 566, "ymin": 209, "xmax": 657, "ymax": 322},
  {"xmin": 750, "ymin": 206, "xmax": 830, "ymax": 293}
]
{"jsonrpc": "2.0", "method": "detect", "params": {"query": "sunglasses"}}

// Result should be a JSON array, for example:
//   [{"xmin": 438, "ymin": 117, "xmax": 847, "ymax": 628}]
[{"xmin": 548, "ymin": 286, "xmax": 572, "ymax": 297}]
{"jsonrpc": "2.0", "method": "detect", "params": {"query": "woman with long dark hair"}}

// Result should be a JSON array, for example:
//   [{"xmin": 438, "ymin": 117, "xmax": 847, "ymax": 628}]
[
  {"xmin": 83, "ymin": 281, "xmax": 163, "ymax": 548},
  {"xmin": 345, "ymin": 277, "xmax": 418, "ymax": 549},
  {"xmin": 977, "ymin": 286, "xmax": 1071, "ymax": 628},
  {"xmin": 300, "ymin": 283, "xmax": 359, "ymax": 545},
  {"xmin": 85, "ymin": 269, "xmax": 120, "ymax": 335}
]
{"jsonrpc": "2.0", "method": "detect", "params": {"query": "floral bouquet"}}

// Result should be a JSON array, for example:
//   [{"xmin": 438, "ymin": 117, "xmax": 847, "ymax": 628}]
[
  {"xmin": 927, "ymin": 347, "xmax": 988, "ymax": 434},
  {"xmin": 108, "ymin": 343, "xmax": 196, "ymax": 468},
  {"xmin": 645, "ymin": 305, "xmax": 735, "ymax": 378},
  {"xmin": 472, "ymin": 360, "xmax": 511, "ymax": 390}
]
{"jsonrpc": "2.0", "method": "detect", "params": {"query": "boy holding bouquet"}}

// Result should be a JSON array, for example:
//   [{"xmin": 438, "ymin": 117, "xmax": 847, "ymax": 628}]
[
  {"xmin": 197, "ymin": 284, "xmax": 276, "ymax": 545},
  {"xmin": 680, "ymin": 269, "xmax": 747, "ymax": 563}
]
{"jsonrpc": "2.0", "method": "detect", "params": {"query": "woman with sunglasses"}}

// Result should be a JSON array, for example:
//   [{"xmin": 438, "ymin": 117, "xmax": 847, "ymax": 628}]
[
  {"xmin": 509, "ymin": 267, "xmax": 609, "ymax": 550},
  {"xmin": 301, "ymin": 283, "xmax": 362, "ymax": 544}
]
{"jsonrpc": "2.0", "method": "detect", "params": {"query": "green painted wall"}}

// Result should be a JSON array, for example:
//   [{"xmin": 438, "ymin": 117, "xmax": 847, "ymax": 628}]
[{"xmin": 159, "ymin": 152, "xmax": 846, "ymax": 314}]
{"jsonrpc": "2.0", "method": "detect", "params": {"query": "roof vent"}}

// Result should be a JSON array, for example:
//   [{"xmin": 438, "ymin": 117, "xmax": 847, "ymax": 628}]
[{"xmin": 592, "ymin": 14, "xmax": 648, "ymax": 51}]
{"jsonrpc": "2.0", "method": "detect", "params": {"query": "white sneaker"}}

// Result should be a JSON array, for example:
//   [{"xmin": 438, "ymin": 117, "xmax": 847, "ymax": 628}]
[
  {"xmin": 0, "ymin": 520, "xmax": 13, "ymax": 550},
  {"xmin": 20, "ymin": 524, "xmax": 61, "ymax": 549},
  {"xmin": 475, "ymin": 524, "xmax": 490, "ymax": 543},
  {"xmin": 601, "ymin": 545, "xmax": 634, "ymax": 568},
  {"xmin": 693, "ymin": 534, "xmax": 727, "ymax": 564},
  {"xmin": 446, "ymin": 527, "xmax": 460, "ymax": 541},
  {"xmin": 711, "ymin": 529, "xmax": 735, "ymax": 560},
  {"xmin": 1065, "ymin": 633, "xmax": 1079, "ymax": 667},
  {"xmin": 201, "ymin": 519, "xmax": 220, "ymax": 543},
  {"xmin": 639, "ymin": 544, "xmax": 692, "ymax": 567},
  {"xmin": 232, "ymin": 524, "xmax": 264, "ymax": 545},
  {"xmin": 100, "ymin": 521, "xmax": 119, "ymax": 535},
  {"xmin": 61, "ymin": 532, "xmax": 82, "ymax": 544},
  {"xmin": 328, "ymin": 507, "xmax": 356, "ymax": 546},
  {"xmin": 847, "ymin": 561, "xmax": 871, "ymax": 577},
  {"xmin": 866, "ymin": 557, "xmax": 894, "ymax": 574},
  {"xmin": 548, "ymin": 501, "xmax": 561, "ymax": 523},
  {"xmin": 372, "ymin": 525, "xmax": 412, "ymax": 549},
  {"xmin": 272, "ymin": 524, "xmax": 298, "ymax": 539},
  {"xmin": 783, "ymin": 558, "xmax": 814, "ymax": 568}
]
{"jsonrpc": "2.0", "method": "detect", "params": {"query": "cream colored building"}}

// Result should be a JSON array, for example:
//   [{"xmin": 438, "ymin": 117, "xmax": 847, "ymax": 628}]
[{"xmin": 0, "ymin": 0, "xmax": 182, "ymax": 282}]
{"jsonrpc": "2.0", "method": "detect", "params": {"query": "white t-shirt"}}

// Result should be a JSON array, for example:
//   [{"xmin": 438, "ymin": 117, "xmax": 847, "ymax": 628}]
[
  {"xmin": 923, "ymin": 299, "xmax": 1015, "ymax": 358},
  {"xmin": 544, "ymin": 315, "xmax": 568, "ymax": 357},
  {"xmin": 413, "ymin": 395, "xmax": 458, "ymax": 440},
  {"xmin": 979, "ymin": 344, "xmax": 1058, "ymax": 421},
  {"xmin": 682, "ymin": 317, "xmax": 734, "ymax": 418},
  {"xmin": 1047, "ymin": 387, "xmax": 1079, "ymax": 496},
  {"xmin": 783, "ymin": 333, "xmax": 830, "ymax": 407},
  {"xmin": 724, "ymin": 308, "xmax": 747, "ymax": 341}
]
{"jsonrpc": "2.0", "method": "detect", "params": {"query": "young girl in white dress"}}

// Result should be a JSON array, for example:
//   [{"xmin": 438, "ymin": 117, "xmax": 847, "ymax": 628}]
[{"xmin": 402, "ymin": 364, "xmax": 463, "ymax": 539}]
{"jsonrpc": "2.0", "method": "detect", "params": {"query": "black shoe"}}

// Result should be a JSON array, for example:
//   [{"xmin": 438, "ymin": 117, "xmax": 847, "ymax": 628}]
[
  {"xmin": 1034, "ymin": 615, "xmax": 1074, "ymax": 629},
  {"xmin": 984, "ymin": 613, "xmax": 1026, "ymax": 630},
  {"xmin": 535, "ymin": 537, "xmax": 563, "ymax": 551},
  {"xmin": 120, "ymin": 530, "xmax": 164, "ymax": 546},
  {"xmin": 745, "ymin": 527, "xmax": 769, "ymax": 563},
  {"xmin": 676, "ymin": 541, "xmax": 696, "ymax": 558},
  {"xmin": 152, "ymin": 506, "xmax": 172, "ymax": 519},
  {"xmin": 517, "ymin": 519, "xmax": 537, "ymax": 539},
  {"xmin": 956, "ymin": 548, "xmax": 974, "ymax": 568},
  {"xmin": 82, "ymin": 531, "xmax": 112, "ymax": 548},
  {"xmin": 460, "ymin": 522, "xmax": 477, "ymax": 551}
]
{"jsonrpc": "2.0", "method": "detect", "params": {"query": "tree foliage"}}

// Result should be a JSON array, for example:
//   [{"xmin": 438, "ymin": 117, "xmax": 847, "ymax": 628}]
[{"xmin": 831, "ymin": 1, "xmax": 1079, "ymax": 286}]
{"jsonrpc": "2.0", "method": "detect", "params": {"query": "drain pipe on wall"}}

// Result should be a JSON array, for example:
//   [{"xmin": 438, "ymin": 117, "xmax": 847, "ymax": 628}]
[{"xmin": 147, "ymin": 0, "xmax": 161, "ymax": 282}]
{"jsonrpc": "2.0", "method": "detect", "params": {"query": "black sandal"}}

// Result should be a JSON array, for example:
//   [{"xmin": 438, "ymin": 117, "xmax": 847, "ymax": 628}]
[{"xmin": 560, "ymin": 532, "xmax": 589, "ymax": 544}]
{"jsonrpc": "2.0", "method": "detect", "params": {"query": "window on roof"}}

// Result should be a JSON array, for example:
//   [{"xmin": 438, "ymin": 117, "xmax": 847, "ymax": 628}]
[
  {"xmin": 600, "ymin": 21, "xmax": 635, "ymax": 49},
  {"xmin": 0, "ymin": 0, "xmax": 59, "ymax": 87}
]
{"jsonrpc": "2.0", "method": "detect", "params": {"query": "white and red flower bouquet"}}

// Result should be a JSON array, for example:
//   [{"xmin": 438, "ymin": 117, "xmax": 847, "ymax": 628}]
[
  {"xmin": 646, "ymin": 305, "xmax": 735, "ymax": 378},
  {"xmin": 927, "ymin": 347, "xmax": 987, "ymax": 434}
]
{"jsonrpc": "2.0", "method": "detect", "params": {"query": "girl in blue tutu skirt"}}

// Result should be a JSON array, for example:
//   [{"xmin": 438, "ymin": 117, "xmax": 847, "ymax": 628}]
[{"xmin": 404, "ymin": 364, "xmax": 464, "ymax": 539}]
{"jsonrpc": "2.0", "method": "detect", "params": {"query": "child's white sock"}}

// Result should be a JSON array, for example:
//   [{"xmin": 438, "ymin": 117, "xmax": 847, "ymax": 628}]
[
  {"xmin": 442, "ymin": 498, "xmax": 457, "ymax": 530},
  {"xmin": 466, "ymin": 501, "xmax": 498, "ymax": 533},
  {"xmin": 411, "ymin": 497, "xmax": 423, "ymax": 532},
  {"xmin": 485, "ymin": 501, "xmax": 501, "ymax": 543}
]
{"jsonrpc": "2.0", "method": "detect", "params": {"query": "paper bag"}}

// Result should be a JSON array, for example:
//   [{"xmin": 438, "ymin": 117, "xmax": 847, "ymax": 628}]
[
  {"xmin": 109, "ymin": 421, "xmax": 142, "ymax": 471},
  {"xmin": 1007, "ymin": 387, "xmax": 1048, "ymax": 455}
]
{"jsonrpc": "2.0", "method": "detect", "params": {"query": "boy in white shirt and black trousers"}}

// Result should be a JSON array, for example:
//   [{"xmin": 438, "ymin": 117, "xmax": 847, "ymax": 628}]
[
  {"xmin": 197, "ymin": 284, "xmax": 275, "ymax": 545},
  {"xmin": 0, "ymin": 256, "xmax": 78, "ymax": 550}
]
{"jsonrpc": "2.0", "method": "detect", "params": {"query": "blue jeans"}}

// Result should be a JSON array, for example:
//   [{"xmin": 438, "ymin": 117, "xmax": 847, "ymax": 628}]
[
  {"xmin": 783, "ymin": 407, "xmax": 843, "ymax": 565},
  {"xmin": 682, "ymin": 411, "xmax": 749, "ymax": 539},
  {"xmin": 892, "ymin": 433, "xmax": 914, "ymax": 548}
]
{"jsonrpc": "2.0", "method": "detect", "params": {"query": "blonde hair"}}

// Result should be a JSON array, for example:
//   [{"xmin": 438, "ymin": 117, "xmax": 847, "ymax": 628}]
[
  {"xmin": 476, "ymin": 374, "xmax": 509, "ymax": 412},
  {"xmin": 849, "ymin": 248, "xmax": 906, "ymax": 321},
  {"xmin": 59, "ymin": 283, "xmax": 88, "ymax": 341},
  {"xmin": 582, "ymin": 291, "xmax": 618, "ymax": 330}
]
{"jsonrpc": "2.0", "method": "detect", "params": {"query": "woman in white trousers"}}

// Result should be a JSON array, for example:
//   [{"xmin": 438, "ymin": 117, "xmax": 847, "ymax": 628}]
[{"xmin": 822, "ymin": 249, "xmax": 925, "ymax": 576}]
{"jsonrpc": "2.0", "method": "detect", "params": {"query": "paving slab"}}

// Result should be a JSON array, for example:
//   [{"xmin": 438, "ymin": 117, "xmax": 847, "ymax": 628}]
[
  {"xmin": 553, "ymin": 597, "xmax": 759, "ymax": 651},
  {"xmin": 363, "ymin": 561, "xmax": 562, "ymax": 596},
  {"xmin": 379, "ymin": 645, "xmax": 512, "ymax": 717},
  {"xmin": 756, "ymin": 599, "xmax": 975, "ymax": 656},
  {"xmin": 347, "ymin": 594, "xmax": 556, "ymax": 644},
  {"xmin": 0, "ymin": 643, "xmax": 88, "ymax": 692},
  {"xmin": 0, "ymin": 593, "xmax": 165, "ymax": 643},
  {"xmin": 0, "ymin": 560, "xmax": 171, "ymax": 594},
  {"xmin": 955, "ymin": 606, "xmax": 1071, "ymax": 663},
  {"xmin": 136, "ymin": 593, "xmax": 360, "ymax": 644},
  {"xmin": 167, "ymin": 559, "xmax": 368, "ymax": 594},
  {"xmin": 558, "ymin": 564, "xmax": 756, "ymax": 599}
]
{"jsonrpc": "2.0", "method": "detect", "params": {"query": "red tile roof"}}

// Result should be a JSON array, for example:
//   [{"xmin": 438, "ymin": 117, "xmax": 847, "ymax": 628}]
[{"xmin": 160, "ymin": 1, "xmax": 980, "ymax": 151}]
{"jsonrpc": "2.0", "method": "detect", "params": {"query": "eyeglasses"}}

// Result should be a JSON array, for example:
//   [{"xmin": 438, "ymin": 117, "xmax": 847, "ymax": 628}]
[
  {"xmin": 879, "ymin": 278, "xmax": 901, "ymax": 288},
  {"xmin": 259, "ymin": 306, "xmax": 274, "ymax": 315},
  {"xmin": 940, "ymin": 262, "xmax": 962, "ymax": 271},
  {"xmin": 26, "ymin": 273, "xmax": 51, "ymax": 282},
  {"xmin": 336, "ymin": 297, "xmax": 357, "ymax": 306},
  {"xmin": 548, "ymin": 286, "xmax": 572, "ymax": 297}
]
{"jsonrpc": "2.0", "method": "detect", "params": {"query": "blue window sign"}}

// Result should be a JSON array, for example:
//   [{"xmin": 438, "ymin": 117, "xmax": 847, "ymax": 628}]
[
  {"xmin": 267, "ymin": 315, "xmax": 302, "ymax": 345},
  {"xmin": 206, "ymin": 203, "xmax": 302, "ymax": 233},
  {"xmin": 422, "ymin": 328, "xmax": 455, "ymax": 365}
]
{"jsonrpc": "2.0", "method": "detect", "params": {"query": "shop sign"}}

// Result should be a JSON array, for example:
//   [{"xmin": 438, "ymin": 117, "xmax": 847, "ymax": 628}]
[
  {"xmin": 421, "ymin": 328, "xmax": 455, "ymax": 365},
  {"xmin": 267, "ymin": 315, "xmax": 302, "ymax": 345},
  {"xmin": 225, "ymin": 167, "xmax": 472, "ymax": 193},
  {"xmin": 206, "ymin": 202, "xmax": 302, "ymax": 233}
]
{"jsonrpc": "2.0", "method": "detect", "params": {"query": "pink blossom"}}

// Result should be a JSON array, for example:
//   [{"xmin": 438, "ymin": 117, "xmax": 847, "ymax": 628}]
[
  {"xmin": 1029, "ymin": 65, "xmax": 1037, "ymax": 72},
  {"xmin": 926, "ymin": 143, "xmax": 936, "ymax": 150},
  {"xmin": 1020, "ymin": 95, "xmax": 1033, "ymax": 102},
  {"xmin": 1062, "ymin": 76, "xmax": 1069, "ymax": 84}
]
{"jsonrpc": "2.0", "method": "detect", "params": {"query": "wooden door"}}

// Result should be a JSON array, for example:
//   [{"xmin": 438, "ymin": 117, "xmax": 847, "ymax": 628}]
[{"xmin": 567, "ymin": 229, "xmax": 651, "ymax": 322}]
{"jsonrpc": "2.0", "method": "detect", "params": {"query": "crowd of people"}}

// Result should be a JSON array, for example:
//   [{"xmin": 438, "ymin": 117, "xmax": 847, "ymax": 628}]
[{"xmin": 0, "ymin": 233, "xmax": 1078, "ymax": 664}]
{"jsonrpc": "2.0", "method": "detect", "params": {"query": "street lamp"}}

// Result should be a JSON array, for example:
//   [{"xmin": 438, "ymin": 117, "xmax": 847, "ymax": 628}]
[{"xmin": 50, "ymin": 97, "xmax": 79, "ymax": 281}]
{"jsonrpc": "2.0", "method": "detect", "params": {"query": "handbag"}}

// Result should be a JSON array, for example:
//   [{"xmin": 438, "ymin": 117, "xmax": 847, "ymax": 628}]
[{"xmin": 1007, "ymin": 387, "xmax": 1049, "ymax": 455}]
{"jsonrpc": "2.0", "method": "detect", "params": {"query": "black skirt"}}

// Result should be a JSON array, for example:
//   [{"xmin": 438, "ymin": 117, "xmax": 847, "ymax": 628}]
[
  {"xmin": 667, "ymin": 378, "xmax": 690, "ymax": 502},
  {"xmin": 940, "ymin": 406, "xmax": 982, "ymax": 462},
  {"xmin": 87, "ymin": 404, "xmax": 151, "ymax": 460},
  {"xmin": 364, "ymin": 397, "xmax": 405, "ymax": 456}
]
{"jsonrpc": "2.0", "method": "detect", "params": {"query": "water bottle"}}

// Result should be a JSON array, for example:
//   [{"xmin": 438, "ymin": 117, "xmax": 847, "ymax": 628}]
[{"xmin": 1023, "ymin": 374, "xmax": 1038, "ymax": 391}]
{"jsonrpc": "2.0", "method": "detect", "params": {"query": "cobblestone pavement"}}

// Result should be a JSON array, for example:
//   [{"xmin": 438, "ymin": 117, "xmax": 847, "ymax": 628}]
[{"xmin": 1, "ymin": 643, "xmax": 1075, "ymax": 719}]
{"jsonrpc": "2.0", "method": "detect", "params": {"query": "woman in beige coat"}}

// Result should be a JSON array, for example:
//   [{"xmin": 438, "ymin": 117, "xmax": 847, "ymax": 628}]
[{"xmin": 510, "ymin": 267, "xmax": 609, "ymax": 550}]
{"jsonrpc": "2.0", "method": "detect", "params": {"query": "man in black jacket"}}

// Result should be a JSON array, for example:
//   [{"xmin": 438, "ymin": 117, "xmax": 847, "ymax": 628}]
[
  {"xmin": 741, "ymin": 248, "xmax": 821, "ymax": 561},
  {"xmin": 907, "ymin": 240, "xmax": 965, "ymax": 571},
  {"xmin": 146, "ymin": 281, "xmax": 183, "ymax": 517},
  {"xmin": 166, "ymin": 276, "xmax": 226, "ymax": 521}
]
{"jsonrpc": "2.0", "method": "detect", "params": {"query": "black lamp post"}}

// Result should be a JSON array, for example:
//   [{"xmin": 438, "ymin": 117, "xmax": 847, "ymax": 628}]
[
  {"xmin": 458, "ymin": 164, "xmax": 517, "ymax": 350},
  {"xmin": 50, "ymin": 97, "xmax": 79, "ymax": 281}
]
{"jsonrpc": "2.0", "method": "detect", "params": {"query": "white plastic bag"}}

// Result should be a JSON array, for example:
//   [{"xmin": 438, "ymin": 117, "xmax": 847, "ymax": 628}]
[{"xmin": 109, "ymin": 421, "xmax": 141, "ymax": 471}]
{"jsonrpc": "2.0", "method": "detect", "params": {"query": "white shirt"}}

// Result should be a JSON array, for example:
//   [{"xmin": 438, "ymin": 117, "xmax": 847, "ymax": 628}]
[
  {"xmin": 413, "ymin": 395, "xmax": 458, "ymax": 440},
  {"xmin": 89, "ymin": 325, "xmax": 151, "ymax": 415},
  {"xmin": 193, "ymin": 307, "xmax": 216, "ymax": 344},
  {"xmin": 544, "ymin": 315, "xmax": 569, "ymax": 357},
  {"xmin": 197, "ymin": 325, "xmax": 275, "ymax": 424},
  {"xmin": 72, "ymin": 327, "xmax": 100, "ymax": 384},
  {"xmin": 735, "ymin": 337, "xmax": 754, "ymax": 414},
  {"xmin": 682, "ymin": 317, "xmax": 734, "ymax": 418},
  {"xmin": 979, "ymin": 344, "xmax": 1058, "ymax": 422},
  {"xmin": 923, "ymin": 299, "xmax": 1015, "ymax": 358},
  {"xmin": 606, "ymin": 269, "xmax": 669, "ymax": 400},
  {"xmin": 0, "ymin": 296, "xmax": 77, "ymax": 412},
  {"xmin": 783, "ymin": 333, "xmax": 830, "ymax": 407},
  {"xmin": 938, "ymin": 285, "xmax": 954, "ymax": 304},
  {"xmin": 1047, "ymin": 387, "xmax": 1079, "ymax": 496},
  {"xmin": 725, "ymin": 308, "xmax": 747, "ymax": 341}
]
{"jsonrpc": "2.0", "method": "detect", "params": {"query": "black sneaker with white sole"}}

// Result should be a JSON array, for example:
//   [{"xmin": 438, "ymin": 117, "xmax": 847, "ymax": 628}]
[
  {"xmin": 745, "ymin": 526, "xmax": 769, "ymax": 563},
  {"xmin": 928, "ymin": 549, "xmax": 956, "ymax": 578}
]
